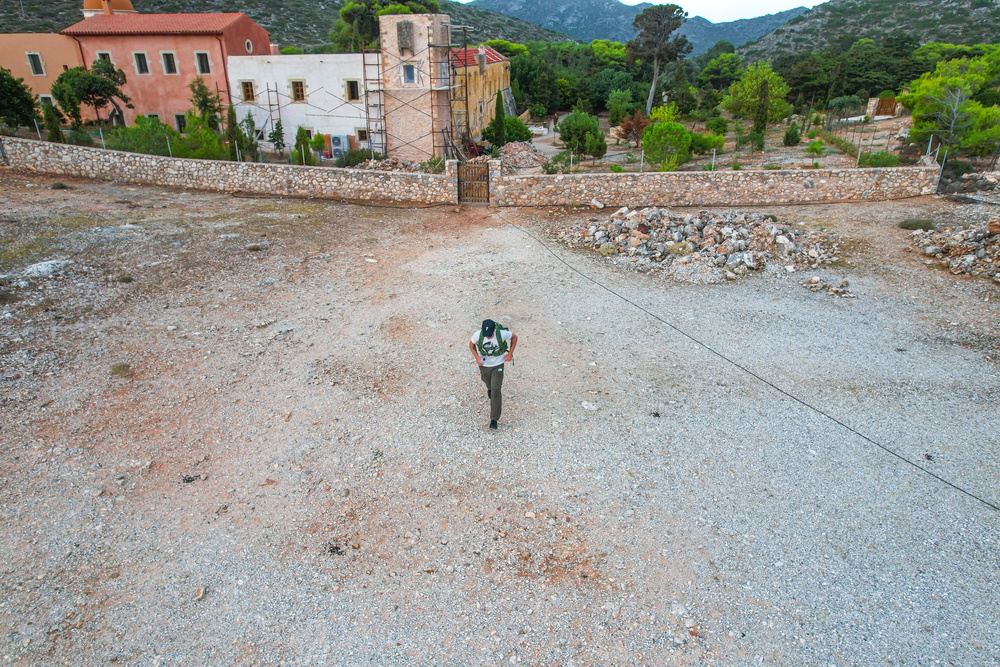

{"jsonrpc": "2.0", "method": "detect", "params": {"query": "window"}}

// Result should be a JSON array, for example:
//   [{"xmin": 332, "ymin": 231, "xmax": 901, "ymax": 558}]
[
  {"xmin": 402, "ymin": 64, "xmax": 416, "ymax": 84},
  {"xmin": 39, "ymin": 95, "xmax": 53, "ymax": 107},
  {"xmin": 96, "ymin": 51, "xmax": 112, "ymax": 62},
  {"xmin": 291, "ymin": 80, "xmax": 305, "ymax": 102},
  {"xmin": 26, "ymin": 53, "xmax": 45, "ymax": 76},
  {"xmin": 147, "ymin": 114, "xmax": 160, "ymax": 120},
  {"xmin": 241, "ymin": 81, "xmax": 256, "ymax": 102},
  {"xmin": 161, "ymin": 52, "xmax": 177, "ymax": 75},
  {"xmin": 304, "ymin": 129, "xmax": 313, "ymax": 139},
  {"xmin": 245, "ymin": 39, "xmax": 253, "ymax": 54},
  {"xmin": 133, "ymin": 52, "xmax": 149, "ymax": 74},
  {"xmin": 174, "ymin": 114, "xmax": 187, "ymax": 132},
  {"xmin": 356, "ymin": 128, "xmax": 369, "ymax": 142},
  {"xmin": 346, "ymin": 80, "xmax": 360, "ymax": 101},
  {"xmin": 195, "ymin": 52, "xmax": 211, "ymax": 75}
]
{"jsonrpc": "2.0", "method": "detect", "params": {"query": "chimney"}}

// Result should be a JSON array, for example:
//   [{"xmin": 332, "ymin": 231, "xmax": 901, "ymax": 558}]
[{"xmin": 101, "ymin": 0, "xmax": 114, "ymax": 14}]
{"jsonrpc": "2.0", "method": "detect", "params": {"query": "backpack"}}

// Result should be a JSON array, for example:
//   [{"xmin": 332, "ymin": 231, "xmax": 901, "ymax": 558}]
[{"xmin": 476, "ymin": 324, "xmax": 509, "ymax": 357}]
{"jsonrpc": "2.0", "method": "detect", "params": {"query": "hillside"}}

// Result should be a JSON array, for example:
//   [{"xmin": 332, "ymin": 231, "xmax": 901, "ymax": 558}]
[
  {"xmin": 0, "ymin": 0, "xmax": 569, "ymax": 48},
  {"xmin": 742, "ymin": 0, "xmax": 1000, "ymax": 60},
  {"xmin": 680, "ymin": 8, "xmax": 808, "ymax": 55},
  {"xmin": 469, "ymin": 0, "xmax": 807, "ymax": 53}
]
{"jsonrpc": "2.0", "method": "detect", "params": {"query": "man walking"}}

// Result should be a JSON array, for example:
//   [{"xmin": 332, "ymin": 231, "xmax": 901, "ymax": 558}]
[{"xmin": 470, "ymin": 319, "xmax": 517, "ymax": 430}]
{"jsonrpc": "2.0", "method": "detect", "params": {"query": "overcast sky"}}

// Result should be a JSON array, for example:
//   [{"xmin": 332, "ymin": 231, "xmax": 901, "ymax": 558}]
[{"xmin": 618, "ymin": 0, "xmax": 826, "ymax": 23}]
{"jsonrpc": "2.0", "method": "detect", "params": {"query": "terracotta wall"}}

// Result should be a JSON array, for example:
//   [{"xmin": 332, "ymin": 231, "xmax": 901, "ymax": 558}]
[
  {"xmin": 0, "ymin": 34, "xmax": 85, "ymax": 103},
  {"xmin": 74, "ymin": 34, "xmax": 231, "ymax": 127}
]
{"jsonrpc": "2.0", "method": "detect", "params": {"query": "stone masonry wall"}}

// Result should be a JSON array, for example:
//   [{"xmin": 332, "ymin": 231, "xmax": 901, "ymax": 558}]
[
  {"xmin": 0, "ymin": 137, "xmax": 459, "ymax": 205},
  {"xmin": 1, "ymin": 137, "xmax": 939, "ymax": 208},
  {"xmin": 491, "ymin": 164, "xmax": 939, "ymax": 208}
]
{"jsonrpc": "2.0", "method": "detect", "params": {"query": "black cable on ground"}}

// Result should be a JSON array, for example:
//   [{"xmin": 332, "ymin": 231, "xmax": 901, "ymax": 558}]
[{"xmin": 494, "ymin": 208, "xmax": 1000, "ymax": 514}]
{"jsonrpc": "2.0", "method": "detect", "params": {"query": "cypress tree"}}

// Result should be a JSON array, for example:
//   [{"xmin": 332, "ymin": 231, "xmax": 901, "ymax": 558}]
[
  {"xmin": 43, "ymin": 103, "xmax": 63, "ymax": 143},
  {"xmin": 753, "ymin": 77, "xmax": 769, "ymax": 136},
  {"xmin": 493, "ymin": 92, "xmax": 506, "ymax": 147},
  {"xmin": 226, "ymin": 104, "xmax": 239, "ymax": 161}
]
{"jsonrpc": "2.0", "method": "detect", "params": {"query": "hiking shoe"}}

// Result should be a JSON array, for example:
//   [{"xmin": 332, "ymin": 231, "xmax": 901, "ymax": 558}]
[
  {"xmin": 489, "ymin": 420, "xmax": 498, "ymax": 430},
  {"xmin": 488, "ymin": 390, "xmax": 492, "ymax": 399}
]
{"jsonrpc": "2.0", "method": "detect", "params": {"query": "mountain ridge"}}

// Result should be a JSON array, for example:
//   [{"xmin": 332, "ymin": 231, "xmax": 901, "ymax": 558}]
[
  {"xmin": 468, "ymin": 0, "xmax": 808, "ymax": 54},
  {"xmin": 742, "ymin": 0, "xmax": 1000, "ymax": 60},
  {"xmin": 0, "ymin": 0, "xmax": 571, "ymax": 49}
]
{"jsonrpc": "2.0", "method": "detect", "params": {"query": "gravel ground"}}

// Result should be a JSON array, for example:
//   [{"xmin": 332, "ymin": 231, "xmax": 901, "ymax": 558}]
[{"xmin": 1, "ymin": 172, "xmax": 998, "ymax": 666}]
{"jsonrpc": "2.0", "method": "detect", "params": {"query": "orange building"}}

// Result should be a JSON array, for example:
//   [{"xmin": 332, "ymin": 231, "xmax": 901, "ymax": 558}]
[
  {"xmin": 0, "ymin": 33, "xmax": 85, "ymax": 107},
  {"xmin": 61, "ymin": 7, "xmax": 271, "ymax": 128}
]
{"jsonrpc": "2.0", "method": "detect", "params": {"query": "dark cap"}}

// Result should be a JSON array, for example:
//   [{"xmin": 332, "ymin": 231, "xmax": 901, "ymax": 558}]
[{"xmin": 481, "ymin": 319, "xmax": 496, "ymax": 337}]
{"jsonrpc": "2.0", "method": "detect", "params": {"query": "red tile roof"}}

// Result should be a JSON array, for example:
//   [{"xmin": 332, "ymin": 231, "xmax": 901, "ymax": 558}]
[
  {"xmin": 451, "ymin": 46, "xmax": 509, "ymax": 68},
  {"xmin": 63, "ymin": 13, "xmax": 248, "ymax": 36}
]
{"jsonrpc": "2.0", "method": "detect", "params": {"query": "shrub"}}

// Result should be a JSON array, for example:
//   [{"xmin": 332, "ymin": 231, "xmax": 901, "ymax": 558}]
[
  {"xmin": 705, "ymin": 117, "xmax": 728, "ymax": 135},
  {"xmin": 812, "ymin": 161, "xmax": 820, "ymax": 169},
  {"xmin": 623, "ymin": 152, "xmax": 638, "ymax": 163},
  {"xmin": 541, "ymin": 151, "xmax": 573, "ymax": 174},
  {"xmin": 528, "ymin": 103, "xmax": 547, "ymax": 120},
  {"xmin": 805, "ymin": 140, "xmax": 824, "ymax": 157},
  {"xmin": 66, "ymin": 127, "xmax": 94, "ymax": 146},
  {"xmin": 649, "ymin": 103, "xmax": 679, "ymax": 124},
  {"xmin": 335, "ymin": 148, "xmax": 381, "ymax": 167},
  {"xmin": 483, "ymin": 116, "xmax": 533, "ymax": 145},
  {"xmin": 610, "ymin": 164, "xmax": 624, "ymax": 173},
  {"xmin": 807, "ymin": 130, "xmax": 817, "ymax": 139},
  {"xmin": 557, "ymin": 110, "xmax": 600, "ymax": 152},
  {"xmin": 783, "ymin": 124, "xmax": 801, "ymax": 146},
  {"xmin": 643, "ymin": 121, "xmax": 693, "ymax": 167},
  {"xmin": 607, "ymin": 89, "xmax": 634, "ymax": 127},
  {"xmin": 731, "ymin": 163, "xmax": 742, "ymax": 170},
  {"xmin": 763, "ymin": 164, "xmax": 782, "ymax": 170},
  {"xmin": 900, "ymin": 219, "xmax": 935, "ymax": 230},
  {"xmin": 422, "ymin": 156, "xmax": 445, "ymax": 173},
  {"xmin": 690, "ymin": 131, "xmax": 724, "ymax": 154},
  {"xmin": 737, "ymin": 131, "xmax": 764, "ymax": 151},
  {"xmin": 858, "ymin": 151, "xmax": 900, "ymax": 168}
]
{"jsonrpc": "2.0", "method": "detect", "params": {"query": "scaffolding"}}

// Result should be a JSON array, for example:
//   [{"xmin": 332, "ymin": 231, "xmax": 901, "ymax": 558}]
[
  {"xmin": 362, "ymin": 47, "xmax": 387, "ymax": 156},
  {"xmin": 361, "ymin": 15, "xmax": 472, "ymax": 162}
]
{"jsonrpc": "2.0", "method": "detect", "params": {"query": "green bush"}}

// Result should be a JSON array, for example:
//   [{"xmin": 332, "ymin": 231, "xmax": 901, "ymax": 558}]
[
  {"xmin": 422, "ymin": 156, "xmax": 445, "ymax": 173},
  {"xmin": 783, "ymin": 124, "xmax": 801, "ymax": 146},
  {"xmin": 541, "ymin": 151, "xmax": 573, "ymax": 174},
  {"xmin": 610, "ymin": 164, "xmax": 624, "ymax": 173},
  {"xmin": 705, "ymin": 117, "xmax": 728, "ymax": 135},
  {"xmin": 731, "ymin": 163, "xmax": 742, "ymax": 170},
  {"xmin": 557, "ymin": 110, "xmax": 600, "ymax": 152},
  {"xmin": 816, "ymin": 130, "xmax": 858, "ymax": 157},
  {"xmin": 528, "ymin": 103, "xmax": 547, "ymax": 120},
  {"xmin": 763, "ymin": 164, "xmax": 782, "ymax": 170},
  {"xmin": 690, "ymin": 131, "xmax": 724, "ymax": 154},
  {"xmin": 858, "ymin": 151, "xmax": 900, "ymax": 168},
  {"xmin": 334, "ymin": 148, "xmax": 382, "ymax": 167},
  {"xmin": 643, "ymin": 121, "xmax": 694, "ymax": 168},
  {"xmin": 623, "ymin": 152, "xmax": 638, "ymax": 163},
  {"xmin": 483, "ymin": 115, "xmax": 533, "ymax": 145},
  {"xmin": 66, "ymin": 127, "xmax": 94, "ymax": 146},
  {"xmin": 737, "ymin": 131, "xmax": 764, "ymax": 151}
]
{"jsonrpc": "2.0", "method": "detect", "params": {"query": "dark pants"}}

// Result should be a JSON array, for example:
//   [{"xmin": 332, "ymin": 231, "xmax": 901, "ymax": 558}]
[{"xmin": 479, "ymin": 363, "xmax": 504, "ymax": 421}]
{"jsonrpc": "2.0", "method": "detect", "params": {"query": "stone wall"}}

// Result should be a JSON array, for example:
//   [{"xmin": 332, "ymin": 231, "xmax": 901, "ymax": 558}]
[
  {"xmin": 1, "ymin": 137, "xmax": 940, "ymax": 208},
  {"xmin": 0, "ymin": 137, "xmax": 459, "ymax": 205},
  {"xmin": 491, "ymin": 164, "xmax": 939, "ymax": 208}
]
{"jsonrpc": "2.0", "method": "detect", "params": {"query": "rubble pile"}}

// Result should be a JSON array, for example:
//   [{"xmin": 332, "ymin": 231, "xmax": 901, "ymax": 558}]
[
  {"xmin": 552, "ymin": 206, "xmax": 843, "ymax": 283},
  {"xmin": 939, "ymin": 171, "xmax": 1000, "ymax": 195},
  {"xmin": 500, "ymin": 142, "xmax": 547, "ymax": 168},
  {"xmin": 910, "ymin": 218, "xmax": 1000, "ymax": 281},
  {"xmin": 804, "ymin": 276, "xmax": 855, "ymax": 297}
]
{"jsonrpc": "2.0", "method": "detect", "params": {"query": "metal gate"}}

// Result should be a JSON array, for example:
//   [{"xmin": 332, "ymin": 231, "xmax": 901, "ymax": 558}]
[{"xmin": 458, "ymin": 162, "xmax": 490, "ymax": 204}]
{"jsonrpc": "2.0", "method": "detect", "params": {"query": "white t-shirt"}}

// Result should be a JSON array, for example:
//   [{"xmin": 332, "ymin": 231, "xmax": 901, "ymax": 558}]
[{"xmin": 471, "ymin": 329, "xmax": 512, "ymax": 367}]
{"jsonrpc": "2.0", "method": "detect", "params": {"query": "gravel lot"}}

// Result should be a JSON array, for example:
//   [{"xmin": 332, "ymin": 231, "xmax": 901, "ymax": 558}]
[{"xmin": 1, "ymin": 172, "xmax": 998, "ymax": 666}]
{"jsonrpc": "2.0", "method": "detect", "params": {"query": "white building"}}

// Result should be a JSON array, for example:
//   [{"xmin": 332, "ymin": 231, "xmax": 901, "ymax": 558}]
[{"xmin": 227, "ymin": 53, "xmax": 370, "ymax": 158}]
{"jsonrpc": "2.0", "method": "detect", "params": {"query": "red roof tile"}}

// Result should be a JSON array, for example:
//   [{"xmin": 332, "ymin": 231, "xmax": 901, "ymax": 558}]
[
  {"xmin": 63, "ymin": 13, "xmax": 248, "ymax": 36},
  {"xmin": 451, "ymin": 46, "xmax": 509, "ymax": 68}
]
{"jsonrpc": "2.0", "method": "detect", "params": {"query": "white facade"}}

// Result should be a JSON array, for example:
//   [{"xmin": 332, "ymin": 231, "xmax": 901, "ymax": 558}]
[{"xmin": 226, "ymin": 53, "xmax": 368, "ymax": 157}]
